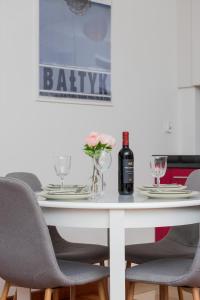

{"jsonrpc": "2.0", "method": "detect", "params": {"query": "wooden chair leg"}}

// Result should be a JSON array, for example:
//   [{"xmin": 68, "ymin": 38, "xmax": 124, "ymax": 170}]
[
  {"xmin": 1, "ymin": 282, "xmax": 11, "ymax": 300},
  {"xmin": 126, "ymin": 261, "xmax": 132, "ymax": 268},
  {"xmin": 70, "ymin": 286, "xmax": 76, "ymax": 300},
  {"xmin": 98, "ymin": 280, "xmax": 107, "ymax": 300},
  {"xmin": 44, "ymin": 289, "xmax": 53, "ymax": 300},
  {"xmin": 178, "ymin": 287, "xmax": 184, "ymax": 300},
  {"xmin": 159, "ymin": 285, "xmax": 168, "ymax": 300},
  {"xmin": 192, "ymin": 288, "xmax": 200, "ymax": 300},
  {"xmin": 127, "ymin": 282, "xmax": 135, "ymax": 300}
]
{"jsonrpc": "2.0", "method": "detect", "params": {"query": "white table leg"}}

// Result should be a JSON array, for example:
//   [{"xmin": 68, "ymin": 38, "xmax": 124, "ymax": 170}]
[
  {"xmin": 17, "ymin": 288, "xmax": 31, "ymax": 300},
  {"xmin": 109, "ymin": 210, "xmax": 125, "ymax": 300}
]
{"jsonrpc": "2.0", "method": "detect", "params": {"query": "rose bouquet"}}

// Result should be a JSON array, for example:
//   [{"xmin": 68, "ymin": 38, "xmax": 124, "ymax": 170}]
[
  {"xmin": 84, "ymin": 132, "xmax": 116, "ymax": 157},
  {"xmin": 84, "ymin": 132, "xmax": 116, "ymax": 195}
]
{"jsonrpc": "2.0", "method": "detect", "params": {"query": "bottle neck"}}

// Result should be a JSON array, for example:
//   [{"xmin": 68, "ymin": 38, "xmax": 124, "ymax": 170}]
[{"xmin": 122, "ymin": 132, "xmax": 129, "ymax": 147}]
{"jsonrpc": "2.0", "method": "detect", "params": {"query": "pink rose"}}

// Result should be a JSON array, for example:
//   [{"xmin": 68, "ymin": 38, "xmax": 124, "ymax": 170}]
[
  {"xmin": 85, "ymin": 132, "xmax": 100, "ymax": 147},
  {"xmin": 109, "ymin": 136, "xmax": 116, "ymax": 148},
  {"xmin": 99, "ymin": 134, "xmax": 116, "ymax": 148}
]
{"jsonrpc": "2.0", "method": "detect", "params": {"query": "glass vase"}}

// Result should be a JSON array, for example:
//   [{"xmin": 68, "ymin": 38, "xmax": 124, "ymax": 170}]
[{"xmin": 89, "ymin": 161, "xmax": 102, "ymax": 196}]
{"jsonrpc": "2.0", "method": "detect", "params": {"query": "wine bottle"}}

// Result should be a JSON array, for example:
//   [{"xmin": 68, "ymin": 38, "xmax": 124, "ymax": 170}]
[{"xmin": 118, "ymin": 131, "xmax": 134, "ymax": 195}]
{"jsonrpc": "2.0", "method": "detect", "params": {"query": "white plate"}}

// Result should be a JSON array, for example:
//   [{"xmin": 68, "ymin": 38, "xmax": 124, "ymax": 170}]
[
  {"xmin": 43, "ymin": 190, "xmax": 90, "ymax": 196},
  {"xmin": 140, "ymin": 190, "xmax": 199, "ymax": 199},
  {"xmin": 138, "ymin": 184, "xmax": 187, "ymax": 191},
  {"xmin": 39, "ymin": 191, "xmax": 91, "ymax": 200},
  {"xmin": 45, "ymin": 184, "xmax": 86, "ymax": 188},
  {"xmin": 43, "ymin": 184, "xmax": 88, "ymax": 192}
]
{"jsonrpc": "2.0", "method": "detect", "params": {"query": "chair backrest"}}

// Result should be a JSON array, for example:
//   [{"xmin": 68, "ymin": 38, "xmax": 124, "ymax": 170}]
[
  {"xmin": 48, "ymin": 225, "xmax": 70, "ymax": 250},
  {"xmin": 185, "ymin": 169, "xmax": 200, "ymax": 192},
  {"xmin": 6, "ymin": 172, "xmax": 42, "ymax": 192},
  {"xmin": 0, "ymin": 178, "xmax": 64, "ymax": 289},
  {"xmin": 5, "ymin": 173, "xmax": 70, "ymax": 250},
  {"xmin": 165, "ymin": 223, "xmax": 199, "ymax": 247},
  {"xmin": 164, "ymin": 170, "xmax": 200, "ymax": 247}
]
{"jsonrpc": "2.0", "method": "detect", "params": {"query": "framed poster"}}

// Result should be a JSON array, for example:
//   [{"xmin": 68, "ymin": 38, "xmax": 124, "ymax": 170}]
[{"xmin": 38, "ymin": 0, "xmax": 111, "ymax": 105}]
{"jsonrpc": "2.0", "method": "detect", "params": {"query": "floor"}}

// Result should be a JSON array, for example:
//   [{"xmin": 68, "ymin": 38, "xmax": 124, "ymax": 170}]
[
  {"xmin": 77, "ymin": 283, "xmax": 193, "ymax": 300},
  {"xmin": 12, "ymin": 282, "xmax": 194, "ymax": 300}
]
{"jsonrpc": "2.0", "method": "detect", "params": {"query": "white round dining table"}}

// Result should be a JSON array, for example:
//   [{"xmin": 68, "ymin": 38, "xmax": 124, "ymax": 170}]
[{"xmin": 36, "ymin": 193, "xmax": 200, "ymax": 300}]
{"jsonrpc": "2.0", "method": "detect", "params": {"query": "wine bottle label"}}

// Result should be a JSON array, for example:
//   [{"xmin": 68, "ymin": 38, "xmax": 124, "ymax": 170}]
[{"xmin": 123, "ymin": 159, "xmax": 134, "ymax": 183}]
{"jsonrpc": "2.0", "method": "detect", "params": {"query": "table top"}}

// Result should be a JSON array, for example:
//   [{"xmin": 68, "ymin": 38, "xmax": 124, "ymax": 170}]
[{"xmin": 38, "ymin": 192, "xmax": 200, "ymax": 210}]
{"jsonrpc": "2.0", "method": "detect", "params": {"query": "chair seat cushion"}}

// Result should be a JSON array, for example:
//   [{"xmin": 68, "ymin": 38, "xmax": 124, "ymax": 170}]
[
  {"xmin": 57, "ymin": 259, "xmax": 109, "ymax": 285},
  {"xmin": 126, "ymin": 258, "xmax": 192, "ymax": 286},
  {"xmin": 56, "ymin": 242, "xmax": 108, "ymax": 263},
  {"xmin": 125, "ymin": 239, "xmax": 195, "ymax": 264}
]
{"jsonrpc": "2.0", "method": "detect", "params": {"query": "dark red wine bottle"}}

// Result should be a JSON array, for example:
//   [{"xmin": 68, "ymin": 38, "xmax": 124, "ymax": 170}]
[{"xmin": 118, "ymin": 132, "xmax": 134, "ymax": 195}]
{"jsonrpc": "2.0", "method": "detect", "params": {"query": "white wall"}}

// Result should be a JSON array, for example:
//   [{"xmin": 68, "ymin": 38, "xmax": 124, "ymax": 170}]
[
  {"xmin": 177, "ymin": 87, "xmax": 200, "ymax": 154},
  {"xmin": 177, "ymin": 88, "xmax": 196, "ymax": 154},
  {"xmin": 176, "ymin": 0, "xmax": 200, "ymax": 154},
  {"xmin": 177, "ymin": 0, "xmax": 200, "ymax": 87},
  {"xmin": 0, "ymin": 0, "xmax": 178, "ymax": 184},
  {"xmin": 177, "ymin": 0, "xmax": 192, "ymax": 87},
  {"xmin": 0, "ymin": 0, "xmax": 178, "ymax": 292}
]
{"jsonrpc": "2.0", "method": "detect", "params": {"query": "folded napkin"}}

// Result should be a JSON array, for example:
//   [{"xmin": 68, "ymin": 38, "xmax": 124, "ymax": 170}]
[
  {"xmin": 47, "ymin": 184, "xmax": 85, "ymax": 188},
  {"xmin": 147, "ymin": 189, "xmax": 192, "ymax": 195},
  {"xmin": 142, "ymin": 184, "xmax": 183, "ymax": 189},
  {"xmin": 43, "ymin": 184, "xmax": 89, "ymax": 193}
]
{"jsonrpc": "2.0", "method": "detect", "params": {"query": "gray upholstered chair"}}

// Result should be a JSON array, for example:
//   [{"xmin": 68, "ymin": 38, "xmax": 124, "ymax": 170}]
[
  {"xmin": 125, "ymin": 169, "xmax": 200, "ymax": 266},
  {"xmin": 126, "ymin": 224, "xmax": 198, "ymax": 265},
  {"xmin": 0, "ymin": 178, "xmax": 109, "ymax": 300},
  {"xmin": 6, "ymin": 172, "xmax": 42, "ymax": 193},
  {"xmin": 126, "ymin": 224, "xmax": 200, "ymax": 300},
  {"xmin": 6, "ymin": 172, "xmax": 109, "ymax": 265},
  {"xmin": 186, "ymin": 169, "xmax": 200, "ymax": 191}
]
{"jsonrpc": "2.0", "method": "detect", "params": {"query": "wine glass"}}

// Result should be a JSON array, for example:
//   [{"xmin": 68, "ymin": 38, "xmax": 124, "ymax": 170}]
[
  {"xmin": 54, "ymin": 155, "xmax": 71, "ymax": 188},
  {"xmin": 94, "ymin": 150, "xmax": 112, "ymax": 193},
  {"xmin": 150, "ymin": 156, "xmax": 167, "ymax": 187}
]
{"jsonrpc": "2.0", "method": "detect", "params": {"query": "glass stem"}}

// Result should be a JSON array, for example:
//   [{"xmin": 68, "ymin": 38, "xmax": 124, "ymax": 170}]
[
  {"xmin": 157, "ymin": 177, "xmax": 160, "ymax": 187},
  {"xmin": 61, "ymin": 177, "xmax": 64, "ymax": 188}
]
